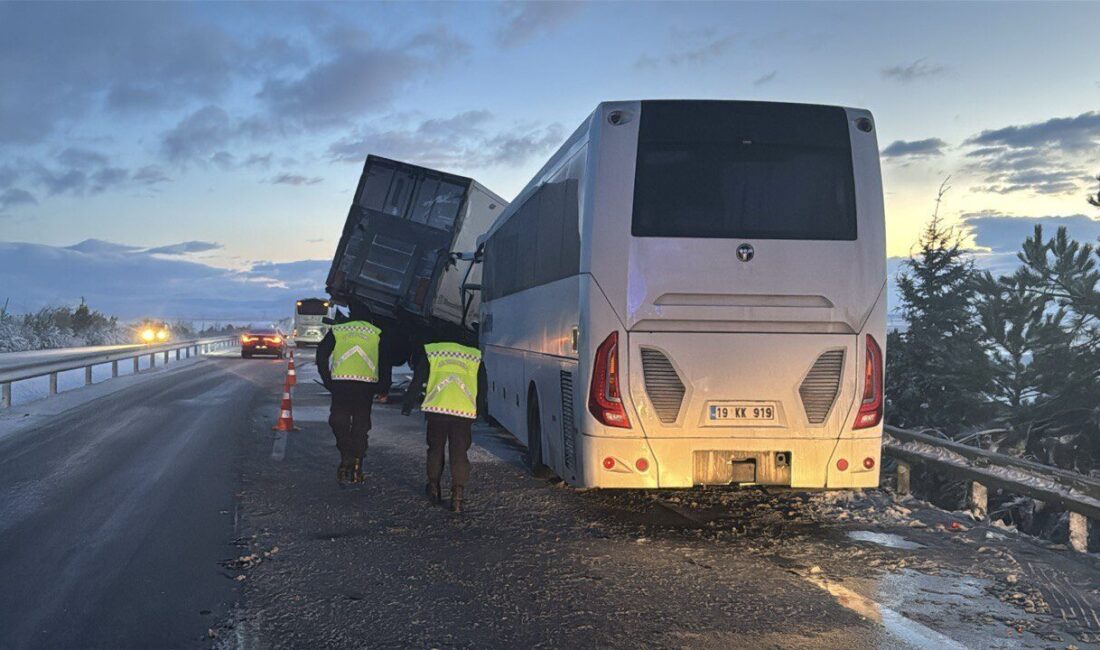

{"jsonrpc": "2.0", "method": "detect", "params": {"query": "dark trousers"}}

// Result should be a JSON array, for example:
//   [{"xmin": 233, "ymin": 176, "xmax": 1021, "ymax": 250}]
[
  {"xmin": 329, "ymin": 388, "xmax": 373, "ymax": 459},
  {"xmin": 426, "ymin": 414, "xmax": 473, "ymax": 488}
]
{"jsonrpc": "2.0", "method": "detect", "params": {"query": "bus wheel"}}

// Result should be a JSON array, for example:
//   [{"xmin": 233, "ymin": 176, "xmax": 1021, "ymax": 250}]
[{"xmin": 526, "ymin": 389, "xmax": 553, "ymax": 479}]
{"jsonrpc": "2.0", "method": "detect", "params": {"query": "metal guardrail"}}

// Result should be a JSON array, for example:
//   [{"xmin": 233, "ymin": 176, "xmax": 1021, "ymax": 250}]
[
  {"xmin": 0, "ymin": 336, "xmax": 239, "ymax": 408},
  {"xmin": 883, "ymin": 424, "xmax": 1100, "ymax": 553}
]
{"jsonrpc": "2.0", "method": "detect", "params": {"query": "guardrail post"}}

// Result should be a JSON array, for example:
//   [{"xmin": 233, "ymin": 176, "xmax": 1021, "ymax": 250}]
[
  {"xmin": 969, "ymin": 481, "xmax": 988, "ymax": 520},
  {"xmin": 49, "ymin": 372, "xmax": 58, "ymax": 395},
  {"xmin": 175, "ymin": 349, "xmax": 181, "ymax": 361},
  {"xmin": 1, "ymin": 382, "xmax": 10, "ymax": 409},
  {"xmin": 133, "ymin": 357, "xmax": 140, "ymax": 374},
  {"xmin": 163, "ymin": 351, "xmax": 169, "ymax": 365},
  {"xmin": 150, "ymin": 353, "xmax": 156, "ymax": 369},
  {"xmin": 84, "ymin": 365, "xmax": 93, "ymax": 386},
  {"xmin": 111, "ymin": 360, "xmax": 119, "ymax": 378},
  {"xmin": 1069, "ymin": 512, "xmax": 1089, "ymax": 553},
  {"xmin": 896, "ymin": 462, "xmax": 911, "ymax": 496}
]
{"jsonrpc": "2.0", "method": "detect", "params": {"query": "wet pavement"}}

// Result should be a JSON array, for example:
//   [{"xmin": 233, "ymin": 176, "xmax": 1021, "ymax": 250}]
[
  {"xmin": 223, "ymin": 358, "xmax": 1100, "ymax": 649},
  {"xmin": 0, "ymin": 348, "xmax": 281, "ymax": 649}
]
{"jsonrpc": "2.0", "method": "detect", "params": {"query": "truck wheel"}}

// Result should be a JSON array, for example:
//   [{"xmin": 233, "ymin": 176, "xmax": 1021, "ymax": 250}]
[
  {"xmin": 526, "ymin": 388, "xmax": 553, "ymax": 478},
  {"xmin": 241, "ymin": 351, "xmax": 251, "ymax": 359}
]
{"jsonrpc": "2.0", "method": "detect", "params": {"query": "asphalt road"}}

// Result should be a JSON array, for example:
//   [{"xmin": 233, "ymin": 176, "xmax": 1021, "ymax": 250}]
[
  {"xmin": 0, "ymin": 349, "xmax": 286, "ymax": 650},
  {"xmin": 2, "ymin": 351, "xmax": 1099, "ymax": 649},
  {"xmin": 227, "ymin": 361, "xmax": 1100, "ymax": 650}
]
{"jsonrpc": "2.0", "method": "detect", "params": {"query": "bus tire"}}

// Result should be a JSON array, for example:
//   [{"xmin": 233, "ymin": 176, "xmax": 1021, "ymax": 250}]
[{"xmin": 526, "ymin": 387, "xmax": 553, "ymax": 478}]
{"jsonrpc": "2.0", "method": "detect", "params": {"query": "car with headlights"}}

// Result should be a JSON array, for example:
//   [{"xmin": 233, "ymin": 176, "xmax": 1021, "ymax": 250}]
[
  {"xmin": 136, "ymin": 320, "xmax": 171, "ymax": 344},
  {"xmin": 240, "ymin": 328, "xmax": 286, "ymax": 358}
]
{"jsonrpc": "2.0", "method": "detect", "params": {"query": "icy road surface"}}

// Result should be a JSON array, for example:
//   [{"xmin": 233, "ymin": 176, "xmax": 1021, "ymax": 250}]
[
  {"xmin": 2, "ymin": 349, "xmax": 1099, "ymax": 648},
  {"xmin": 225, "ymin": 361, "xmax": 1100, "ymax": 649},
  {"xmin": 0, "ymin": 347, "xmax": 276, "ymax": 649}
]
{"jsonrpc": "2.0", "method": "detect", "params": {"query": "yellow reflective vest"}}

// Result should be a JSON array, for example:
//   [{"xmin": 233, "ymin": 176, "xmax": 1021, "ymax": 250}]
[
  {"xmin": 422, "ymin": 342, "xmax": 481, "ymax": 419},
  {"xmin": 330, "ymin": 321, "xmax": 381, "ymax": 383}
]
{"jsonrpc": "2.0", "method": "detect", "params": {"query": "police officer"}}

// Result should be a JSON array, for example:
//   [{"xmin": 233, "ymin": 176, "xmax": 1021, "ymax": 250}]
[
  {"xmin": 402, "ymin": 340, "xmax": 481, "ymax": 512},
  {"xmin": 316, "ymin": 304, "xmax": 388, "ymax": 486}
]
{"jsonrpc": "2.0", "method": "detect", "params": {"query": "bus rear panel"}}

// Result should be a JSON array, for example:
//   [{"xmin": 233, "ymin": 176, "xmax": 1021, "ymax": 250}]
[
  {"xmin": 293, "ymin": 298, "xmax": 331, "ymax": 346},
  {"xmin": 480, "ymin": 100, "xmax": 886, "ymax": 490}
]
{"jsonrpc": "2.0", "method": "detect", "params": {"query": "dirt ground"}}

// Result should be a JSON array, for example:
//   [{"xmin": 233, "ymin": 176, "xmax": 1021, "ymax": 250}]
[{"xmin": 218, "ymin": 360, "xmax": 1100, "ymax": 649}]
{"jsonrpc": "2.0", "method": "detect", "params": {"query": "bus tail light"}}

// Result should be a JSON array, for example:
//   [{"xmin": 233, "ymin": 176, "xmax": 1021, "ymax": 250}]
[
  {"xmin": 853, "ymin": 334, "xmax": 883, "ymax": 429},
  {"xmin": 589, "ymin": 331, "xmax": 631, "ymax": 428}
]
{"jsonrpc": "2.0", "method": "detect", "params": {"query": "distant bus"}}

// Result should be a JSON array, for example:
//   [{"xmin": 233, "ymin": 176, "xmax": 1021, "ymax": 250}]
[
  {"xmin": 292, "ymin": 298, "xmax": 332, "ymax": 346},
  {"xmin": 478, "ymin": 100, "xmax": 886, "ymax": 489}
]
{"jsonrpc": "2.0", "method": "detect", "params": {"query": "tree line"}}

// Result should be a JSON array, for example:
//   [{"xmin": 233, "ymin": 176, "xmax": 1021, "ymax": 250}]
[{"xmin": 887, "ymin": 174, "xmax": 1100, "ymax": 473}]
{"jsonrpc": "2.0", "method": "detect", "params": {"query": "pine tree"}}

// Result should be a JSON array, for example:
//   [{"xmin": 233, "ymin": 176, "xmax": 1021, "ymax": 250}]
[
  {"xmin": 973, "ymin": 267, "xmax": 1071, "ymax": 441},
  {"xmin": 1015, "ymin": 224, "xmax": 1100, "ymax": 468},
  {"xmin": 887, "ymin": 180, "xmax": 994, "ymax": 430},
  {"xmin": 72, "ymin": 298, "xmax": 93, "ymax": 335}
]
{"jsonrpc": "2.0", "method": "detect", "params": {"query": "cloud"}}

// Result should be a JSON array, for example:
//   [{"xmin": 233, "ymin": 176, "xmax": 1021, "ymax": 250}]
[
  {"xmin": 881, "ymin": 138, "xmax": 948, "ymax": 159},
  {"xmin": 0, "ymin": 165, "xmax": 18, "ymax": 189},
  {"xmin": 243, "ymin": 153, "xmax": 273, "ymax": 169},
  {"xmin": 57, "ymin": 147, "xmax": 109, "ymax": 170},
  {"xmin": 753, "ymin": 71, "xmax": 778, "ymax": 86},
  {"xmin": 145, "ymin": 241, "xmax": 223, "ymax": 255},
  {"xmin": 132, "ymin": 165, "xmax": 172, "ymax": 185},
  {"xmin": 881, "ymin": 58, "xmax": 947, "ymax": 83},
  {"xmin": 961, "ymin": 213, "xmax": 1100, "ymax": 254},
  {"xmin": 160, "ymin": 105, "xmax": 233, "ymax": 164},
  {"xmin": 256, "ymin": 28, "xmax": 469, "ymax": 127},
  {"xmin": 495, "ymin": 2, "xmax": 582, "ymax": 48},
  {"xmin": 963, "ymin": 111, "xmax": 1100, "ymax": 196},
  {"xmin": 0, "ymin": 188, "xmax": 37, "ymax": 211},
  {"xmin": 31, "ymin": 158, "xmax": 130, "ymax": 197},
  {"xmin": 0, "ymin": 239, "xmax": 329, "ymax": 320},
  {"xmin": 0, "ymin": 3, "xmax": 245, "ymax": 144},
  {"xmin": 270, "ymin": 173, "xmax": 322, "ymax": 186},
  {"xmin": 640, "ymin": 29, "xmax": 736, "ymax": 69},
  {"xmin": 965, "ymin": 111, "xmax": 1100, "ymax": 153},
  {"xmin": 33, "ymin": 167, "xmax": 88, "ymax": 196},
  {"xmin": 328, "ymin": 111, "xmax": 564, "ymax": 171},
  {"xmin": 667, "ymin": 30, "xmax": 736, "ymax": 66}
]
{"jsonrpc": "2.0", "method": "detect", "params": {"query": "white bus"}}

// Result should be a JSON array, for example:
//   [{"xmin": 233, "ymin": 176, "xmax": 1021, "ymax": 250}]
[
  {"xmin": 478, "ymin": 100, "xmax": 885, "ymax": 489},
  {"xmin": 292, "ymin": 297, "xmax": 332, "ymax": 347}
]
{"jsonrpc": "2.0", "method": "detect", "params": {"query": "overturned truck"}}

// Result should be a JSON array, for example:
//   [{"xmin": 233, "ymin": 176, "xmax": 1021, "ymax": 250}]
[{"xmin": 326, "ymin": 155, "xmax": 507, "ymax": 361}]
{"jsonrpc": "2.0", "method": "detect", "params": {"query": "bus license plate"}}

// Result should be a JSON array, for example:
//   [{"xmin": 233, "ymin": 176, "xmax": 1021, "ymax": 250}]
[{"xmin": 708, "ymin": 402, "xmax": 777, "ymax": 424}]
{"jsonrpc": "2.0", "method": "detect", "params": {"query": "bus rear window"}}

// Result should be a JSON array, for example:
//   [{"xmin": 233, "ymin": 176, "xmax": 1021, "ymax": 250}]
[
  {"xmin": 296, "ymin": 300, "xmax": 328, "ymax": 316},
  {"xmin": 632, "ymin": 101, "xmax": 857, "ymax": 240}
]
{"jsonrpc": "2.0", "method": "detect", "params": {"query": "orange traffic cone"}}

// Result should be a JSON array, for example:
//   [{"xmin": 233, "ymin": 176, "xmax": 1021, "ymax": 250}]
[
  {"xmin": 286, "ymin": 356, "xmax": 297, "ymax": 387},
  {"xmin": 273, "ymin": 381, "xmax": 299, "ymax": 431}
]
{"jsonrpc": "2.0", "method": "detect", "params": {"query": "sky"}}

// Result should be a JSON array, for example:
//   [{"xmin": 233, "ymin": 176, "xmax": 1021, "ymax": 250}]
[{"xmin": 1, "ymin": 1, "xmax": 1098, "ymax": 320}]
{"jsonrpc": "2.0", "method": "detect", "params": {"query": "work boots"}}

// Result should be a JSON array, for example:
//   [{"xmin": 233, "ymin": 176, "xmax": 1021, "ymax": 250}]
[
  {"xmin": 426, "ymin": 482, "xmax": 442, "ymax": 505},
  {"xmin": 349, "ymin": 457, "xmax": 364, "ymax": 484},
  {"xmin": 336, "ymin": 456, "xmax": 352, "ymax": 485},
  {"xmin": 450, "ymin": 486, "xmax": 464, "ymax": 513}
]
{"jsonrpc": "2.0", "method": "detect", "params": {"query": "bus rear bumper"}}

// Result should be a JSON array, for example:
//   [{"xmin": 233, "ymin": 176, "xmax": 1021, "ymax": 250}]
[{"xmin": 580, "ymin": 434, "xmax": 881, "ymax": 489}]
